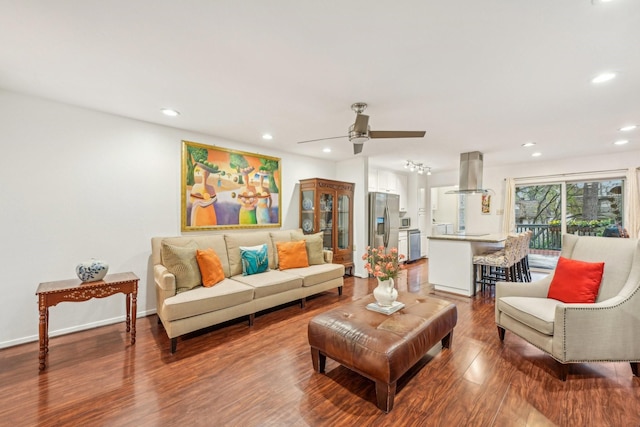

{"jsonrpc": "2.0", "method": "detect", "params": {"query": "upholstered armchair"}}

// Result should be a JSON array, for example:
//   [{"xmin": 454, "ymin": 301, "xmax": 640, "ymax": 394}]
[{"xmin": 495, "ymin": 234, "xmax": 640, "ymax": 380}]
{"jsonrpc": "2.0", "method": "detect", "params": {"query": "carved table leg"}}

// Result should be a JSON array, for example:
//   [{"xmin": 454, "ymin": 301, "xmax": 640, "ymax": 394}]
[
  {"xmin": 130, "ymin": 288, "xmax": 137, "ymax": 345},
  {"xmin": 125, "ymin": 293, "xmax": 131, "ymax": 332},
  {"xmin": 38, "ymin": 298, "xmax": 47, "ymax": 371}
]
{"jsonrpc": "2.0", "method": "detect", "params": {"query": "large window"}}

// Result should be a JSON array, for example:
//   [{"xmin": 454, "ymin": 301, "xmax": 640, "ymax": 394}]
[{"xmin": 515, "ymin": 178, "xmax": 625, "ymax": 270}]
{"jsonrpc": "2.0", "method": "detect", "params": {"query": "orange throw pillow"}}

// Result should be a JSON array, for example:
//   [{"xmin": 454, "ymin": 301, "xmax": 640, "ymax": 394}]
[
  {"xmin": 547, "ymin": 256, "xmax": 604, "ymax": 303},
  {"xmin": 277, "ymin": 240, "xmax": 309, "ymax": 270},
  {"xmin": 196, "ymin": 248, "xmax": 225, "ymax": 287}
]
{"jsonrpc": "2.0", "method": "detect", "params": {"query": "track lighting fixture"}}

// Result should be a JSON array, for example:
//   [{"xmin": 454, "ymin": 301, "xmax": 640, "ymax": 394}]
[{"xmin": 404, "ymin": 160, "xmax": 431, "ymax": 176}]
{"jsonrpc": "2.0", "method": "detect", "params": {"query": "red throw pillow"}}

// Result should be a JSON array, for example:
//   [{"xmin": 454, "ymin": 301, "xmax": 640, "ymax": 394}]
[{"xmin": 547, "ymin": 256, "xmax": 605, "ymax": 303}]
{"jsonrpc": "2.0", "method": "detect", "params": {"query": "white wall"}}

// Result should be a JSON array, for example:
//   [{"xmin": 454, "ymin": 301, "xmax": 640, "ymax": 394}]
[
  {"xmin": 0, "ymin": 90, "xmax": 337, "ymax": 348},
  {"xmin": 336, "ymin": 156, "xmax": 368, "ymax": 277}
]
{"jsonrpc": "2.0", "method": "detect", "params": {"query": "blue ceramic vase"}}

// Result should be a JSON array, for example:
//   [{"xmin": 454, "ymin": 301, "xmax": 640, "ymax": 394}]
[{"xmin": 76, "ymin": 259, "xmax": 109, "ymax": 282}]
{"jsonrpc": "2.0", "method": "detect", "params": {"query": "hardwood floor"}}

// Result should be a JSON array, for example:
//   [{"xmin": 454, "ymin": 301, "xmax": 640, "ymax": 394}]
[{"xmin": 2, "ymin": 260, "xmax": 639, "ymax": 426}]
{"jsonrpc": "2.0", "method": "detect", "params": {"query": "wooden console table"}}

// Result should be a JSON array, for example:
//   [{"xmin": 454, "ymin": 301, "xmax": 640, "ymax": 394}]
[{"xmin": 36, "ymin": 272, "xmax": 139, "ymax": 370}]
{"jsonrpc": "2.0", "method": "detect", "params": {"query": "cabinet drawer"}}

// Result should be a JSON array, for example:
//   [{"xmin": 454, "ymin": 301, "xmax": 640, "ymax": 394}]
[{"xmin": 332, "ymin": 253, "xmax": 353, "ymax": 264}]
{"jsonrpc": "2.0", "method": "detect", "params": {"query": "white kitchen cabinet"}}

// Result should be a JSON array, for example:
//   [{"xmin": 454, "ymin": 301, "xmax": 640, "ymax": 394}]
[
  {"xmin": 376, "ymin": 169, "xmax": 397, "ymax": 193},
  {"xmin": 368, "ymin": 168, "xmax": 378, "ymax": 192},
  {"xmin": 398, "ymin": 230, "xmax": 408, "ymax": 262},
  {"xmin": 421, "ymin": 234, "xmax": 428, "ymax": 257},
  {"xmin": 396, "ymin": 173, "xmax": 408, "ymax": 212},
  {"xmin": 431, "ymin": 187, "xmax": 438, "ymax": 210}
]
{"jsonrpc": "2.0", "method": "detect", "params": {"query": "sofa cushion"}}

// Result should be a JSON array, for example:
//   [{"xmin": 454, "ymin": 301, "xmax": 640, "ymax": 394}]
[
  {"xmin": 196, "ymin": 248, "xmax": 225, "ymax": 287},
  {"xmin": 231, "ymin": 270, "xmax": 303, "ymax": 298},
  {"xmin": 284, "ymin": 263, "xmax": 345, "ymax": 287},
  {"xmin": 240, "ymin": 244, "xmax": 270, "ymax": 276},
  {"xmin": 291, "ymin": 231, "xmax": 325, "ymax": 265},
  {"xmin": 225, "ymin": 232, "xmax": 275, "ymax": 276},
  {"xmin": 277, "ymin": 240, "xmax": 309, "ymax": 270},
  {"xmin": 547, "ymin": 256, "xmax": 605, "ymax": 303},
  {"xmin": 270, "ymin": 230, "xmax": 293, "ymax": 267},
  {"xmin": 498, "ymin": 296, "xmax": 560, "ymax": 335},
  {"xmin": 161, "ymin": 235, "xmax": 230, "ymax": 278},
  {"xmin": 162, "ymin": 279, "xmax": 255, "ymax": 321},
  {"xmin": 161, "ymin": 240, "xmax": 201, "ymax": 293}
]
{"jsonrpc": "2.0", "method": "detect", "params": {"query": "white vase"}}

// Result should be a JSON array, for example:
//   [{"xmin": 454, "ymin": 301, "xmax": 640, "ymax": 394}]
[
  {"xmin": 373, "ymin": 277, "xmax": 398, "ymax": 307},
  {"xmin": 76, "ymin": 259, "xmax": 109, "ymax": 282}
]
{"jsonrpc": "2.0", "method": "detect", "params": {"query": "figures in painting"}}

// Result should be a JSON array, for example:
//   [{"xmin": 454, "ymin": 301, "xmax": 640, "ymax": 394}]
[
  {"xmin": 183, "ymin": 142, "xmax": 280, "ymax": 229},
  {"xmin": 188, "ymin": 163, "xmax": 218, "ymax": 226}
]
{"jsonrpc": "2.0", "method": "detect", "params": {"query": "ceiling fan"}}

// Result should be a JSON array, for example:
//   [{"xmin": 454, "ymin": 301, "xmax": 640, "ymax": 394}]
[{"xmin": 297, "ymin": 102, "xmax": 426, "ymax": 155}]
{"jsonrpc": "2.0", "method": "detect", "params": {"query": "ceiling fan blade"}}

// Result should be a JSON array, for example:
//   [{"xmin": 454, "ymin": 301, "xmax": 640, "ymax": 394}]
[
  {"xmin": 353, "ymin": 142, "xmax": 364, "ymax": 155},
  {"xmin": 297, "ymin": 135, "xmax": 346, "ymax": 144},
  {"xmin": 353, "ymin": 114, "xmax": 369, "ymax": 133},
  {"xmin": 368, "ymin": 130, "xmax": 426, "ymax": 139}
]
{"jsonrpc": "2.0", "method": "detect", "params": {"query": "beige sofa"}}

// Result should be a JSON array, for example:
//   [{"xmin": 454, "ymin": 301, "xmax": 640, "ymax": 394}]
[{"xmin": 151, "ymin": 229, "xmax": 344, "ymax": 353}]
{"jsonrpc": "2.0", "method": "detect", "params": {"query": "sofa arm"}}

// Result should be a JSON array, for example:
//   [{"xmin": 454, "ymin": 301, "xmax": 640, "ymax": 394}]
[
  {"xmin": 552, "ymin": 294, "xmax": 640, "ymax": 361},
  {"xmin": 323, "ymin": 250, "xmax": 333, "ymax": 263},
  {"xmin": 154, "ymin": 264, "xmax": 176, "ymax": 301}
]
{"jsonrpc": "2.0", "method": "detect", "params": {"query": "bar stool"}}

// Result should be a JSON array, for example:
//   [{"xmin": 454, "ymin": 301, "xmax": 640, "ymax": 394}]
[
  {"xmin": 517, "ymin": 230, "xmax": 532, "ymax": 282},
  {"xmin": 473, "ymin": 234, "xmax": 522, "ymax": 293}
]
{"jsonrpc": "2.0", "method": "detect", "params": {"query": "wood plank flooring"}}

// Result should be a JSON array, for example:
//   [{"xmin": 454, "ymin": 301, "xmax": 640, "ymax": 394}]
[{"xmin": 1, "ymin": 260, "xmax": 639, "ymax": 426}]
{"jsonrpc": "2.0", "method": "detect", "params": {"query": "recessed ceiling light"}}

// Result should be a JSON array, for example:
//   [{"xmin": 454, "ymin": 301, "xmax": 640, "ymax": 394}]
[
  {"xmin": 619, "ymin": 125, "xmax": 637, "ymax": 132},
  {"xmin": 614, "ymin": 139, "xmax": 629, "ymax": 145},
  {"xmin": 591, "ymin": 72, "xmax": 616, "ymax": 84},
  {"xmin": 532, "ymin": 152, "xmax": 542, "ymax": 157},
  {"xmin": 521, "ymin": 142, "xmax": 536, "ymax": 148},
  {"xmin": 322, "ymin": 147, "xmax": 331, "ymax": 153},
  {"xmin": 262, "ymin": 133, "xmax": 273, "ymax": 140},
  {"xmin": 160, "ymin": 108, "xmax": 180, "ymax": 117}
]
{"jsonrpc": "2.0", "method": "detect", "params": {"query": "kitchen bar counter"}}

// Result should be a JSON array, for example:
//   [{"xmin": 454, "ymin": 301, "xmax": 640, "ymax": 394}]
[
  {"xmin": 428, "ymin": 233, "xmax": 506, "ymax": 296},
  {"xmin": 428, "ymin": 233, "xmax": 506, "ymax": 243}
]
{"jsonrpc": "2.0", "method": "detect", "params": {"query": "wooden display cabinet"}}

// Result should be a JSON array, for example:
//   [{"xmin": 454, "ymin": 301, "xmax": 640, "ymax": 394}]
[{"xmin": 299, "ymin": 178, "xmax": 354, "ymax": 274}]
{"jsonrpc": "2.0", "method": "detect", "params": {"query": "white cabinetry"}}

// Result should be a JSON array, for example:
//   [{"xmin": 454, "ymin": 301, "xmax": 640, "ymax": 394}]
[
  {"xmin": 398, "ymin": 230, "xmax": 408, "ymax": 262},
  {"xmin": 368, "ymin": 168, "xmax": 378, "ymax": 192},
  {"xmin": 376, "ymin": 169, "xmax": 397, "ymax": 193},
  {"xmin": 396, "ymin": 174, "xmax": 408, "ymax": 212},
  {"xmin": 431, "ymin": 187, "xmax": 438, "ymax": 210},
  {"xmin": 418, "ymin": 210, "xmax": 429, "ymax": 257}
]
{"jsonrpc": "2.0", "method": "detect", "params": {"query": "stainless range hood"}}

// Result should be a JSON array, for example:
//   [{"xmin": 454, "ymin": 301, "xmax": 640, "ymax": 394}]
[{"xmin": 445, "ymin": 151, "xmax": 492, "ymax": 194}]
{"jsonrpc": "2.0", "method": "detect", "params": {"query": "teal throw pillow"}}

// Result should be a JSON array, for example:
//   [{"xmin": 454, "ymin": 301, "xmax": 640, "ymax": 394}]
[{"xmin": 240, "ymin": 244, "xmax": 270, "ymax": 276}]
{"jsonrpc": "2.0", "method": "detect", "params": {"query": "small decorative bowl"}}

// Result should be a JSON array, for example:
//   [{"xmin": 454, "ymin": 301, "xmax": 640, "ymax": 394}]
[{"xmin": 76, "ymin": 259, "xmax": 109, "ymax": 282}]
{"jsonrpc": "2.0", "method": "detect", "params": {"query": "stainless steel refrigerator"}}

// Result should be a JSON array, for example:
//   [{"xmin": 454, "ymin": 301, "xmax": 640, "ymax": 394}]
[{"xmin": 368, "ymin": 192, "xmax": 400, "ymax": 252}]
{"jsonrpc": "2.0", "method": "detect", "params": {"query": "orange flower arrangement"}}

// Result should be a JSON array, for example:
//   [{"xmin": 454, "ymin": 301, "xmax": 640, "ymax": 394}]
[{"xmin": 362, "ymin": 246, "xmax": 405, "ymax": 281}]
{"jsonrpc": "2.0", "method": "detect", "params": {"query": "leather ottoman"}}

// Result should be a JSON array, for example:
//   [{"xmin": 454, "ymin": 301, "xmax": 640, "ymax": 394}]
[{"xmin": 308, "ymin": 292, "xmax": 457, "ymax": 412}]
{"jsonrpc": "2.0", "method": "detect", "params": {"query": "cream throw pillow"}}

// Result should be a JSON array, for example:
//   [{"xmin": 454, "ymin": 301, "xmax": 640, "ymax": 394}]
[
  {"xmin": 161, "ymin": 240, "xmax": 201, "ymax": 293},
  {"xmin": 291, "ymin": 231, "xmax": 325, "ymax": 265}
]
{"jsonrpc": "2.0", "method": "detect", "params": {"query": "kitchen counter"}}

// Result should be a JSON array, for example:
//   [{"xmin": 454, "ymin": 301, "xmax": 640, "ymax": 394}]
[
  {"xmin": 428, "ymin": 233, "xmax": 506, "ymax": 296},
  {"xmin": 428, "ymin": 233, "xmax": 506, "ymax": 243}
]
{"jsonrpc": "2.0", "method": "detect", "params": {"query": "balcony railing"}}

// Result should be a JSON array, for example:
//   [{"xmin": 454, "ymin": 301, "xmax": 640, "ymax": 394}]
[
  {"xmin": 515, "ymin": 223, "xmax": 618, "ymax": 252},
  {"xmin": 515, "ymin": 224, "xmax": 561, "ymax": 251}
]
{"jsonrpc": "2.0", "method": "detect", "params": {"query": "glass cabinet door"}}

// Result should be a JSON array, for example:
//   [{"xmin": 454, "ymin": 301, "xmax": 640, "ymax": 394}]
[
  {"xmin": 337, "ymin": 194, "xmax": 350, "ymax": 250},
  {"xmin": 319, "ymin": 192, "xmax": 333, "ymax": 250},
  {"xmin": 301, "ymin": 189, "xmax": 315, "ymax": 234}
]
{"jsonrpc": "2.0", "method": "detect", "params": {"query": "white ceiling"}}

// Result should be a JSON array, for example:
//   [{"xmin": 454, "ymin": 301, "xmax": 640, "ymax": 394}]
[{"xmin": 1, "ymin": 0, "xmax": 639, "ymax": 173}]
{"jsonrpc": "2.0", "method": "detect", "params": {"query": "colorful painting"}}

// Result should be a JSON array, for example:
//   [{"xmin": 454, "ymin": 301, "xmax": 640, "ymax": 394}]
[
  {"xmin": 481, "ymin": 194, "xmax": 491, "ymax": 215},
  {"xmin": 181, "ymin": 140, "xmax": 281, "ymax": 231}
]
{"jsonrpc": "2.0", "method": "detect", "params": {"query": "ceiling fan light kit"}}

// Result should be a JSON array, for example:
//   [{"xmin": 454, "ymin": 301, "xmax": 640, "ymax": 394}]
[{"xmin": 297, "ymin": 102, "xmax": 426, "ymax": 155}]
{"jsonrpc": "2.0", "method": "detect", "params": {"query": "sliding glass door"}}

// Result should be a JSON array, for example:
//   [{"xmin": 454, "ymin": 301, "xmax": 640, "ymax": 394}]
[{"xmin": 515, "ymin": 178, "xmax": 625, "ymax": 270}]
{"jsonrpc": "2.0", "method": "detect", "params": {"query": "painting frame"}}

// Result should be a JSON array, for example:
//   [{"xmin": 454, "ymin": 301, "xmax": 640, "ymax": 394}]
[
  {"xmin": 481, "ymin": 194, "xmax": 491, "ymax": 215},
  {"xmin": 181, "ymin": 140, "xmax": 282, "ymax": 231}
]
